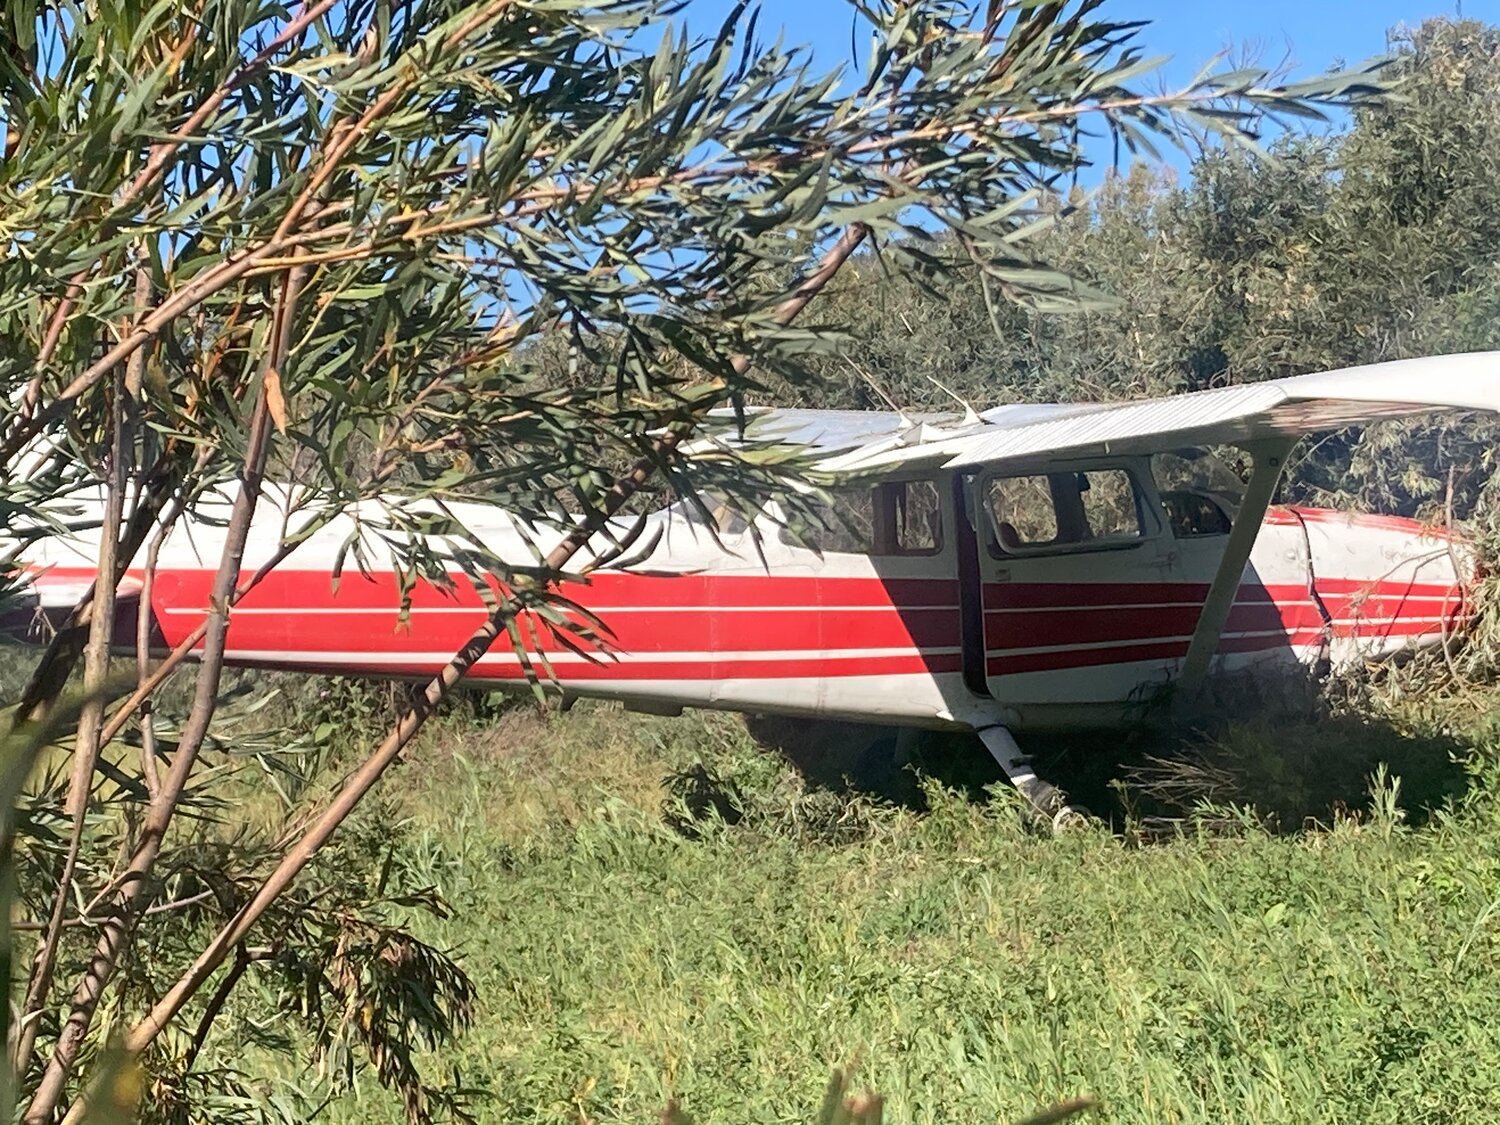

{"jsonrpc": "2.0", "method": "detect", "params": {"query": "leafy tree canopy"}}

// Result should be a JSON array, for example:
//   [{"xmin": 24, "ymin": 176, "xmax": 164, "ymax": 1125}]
[{"xmin": 776, "ymin": 17, "xmax": 1500, "ymax": 516}]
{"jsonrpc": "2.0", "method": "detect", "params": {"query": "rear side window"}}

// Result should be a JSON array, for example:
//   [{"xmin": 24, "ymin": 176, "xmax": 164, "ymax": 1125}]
[
  {"xmin": 883, "ymin": 480, "xmax": 942, "ymax": 555},
  {"xmin": 781, "ymin": 487, "xmax": 875, "ymax": 554},
  {"xmin": 986, "ymin": 469, "xmax": 1146, "ymax": 555},
  {"xmin": 782, "ymin": 480, "xmax": 943, "ymax": 556}
]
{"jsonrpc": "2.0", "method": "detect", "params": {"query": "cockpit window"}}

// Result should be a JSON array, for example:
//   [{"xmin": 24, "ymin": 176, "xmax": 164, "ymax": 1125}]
[
  {"xmin": 987, "ymin": 474, "xmax": 1058, "ymax": 547},
  {"xmin": 986, "ymin": 469, "xmax": 1146, "ymax": 555},
  {"xmin": 1151, "ymin": 449, "xmax": 1243, "ymax": 538}
]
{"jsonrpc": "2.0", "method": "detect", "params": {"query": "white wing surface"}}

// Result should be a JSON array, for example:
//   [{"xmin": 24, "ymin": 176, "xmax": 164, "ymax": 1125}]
[{"xmin": 706, "ymin": 352, "xmax": 1500, "ymax": 477}]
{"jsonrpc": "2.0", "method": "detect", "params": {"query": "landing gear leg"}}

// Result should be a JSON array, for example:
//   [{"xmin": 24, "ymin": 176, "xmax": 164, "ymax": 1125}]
[{"xmin": 977, "ymin": 725, "xmax": 1089, "ymax": 832}]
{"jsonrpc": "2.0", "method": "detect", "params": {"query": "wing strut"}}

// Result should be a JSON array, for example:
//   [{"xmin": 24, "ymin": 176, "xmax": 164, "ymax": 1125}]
[{"xmin": 1177, "ymin": 438, "xmax": 1297, "ymax": 697}]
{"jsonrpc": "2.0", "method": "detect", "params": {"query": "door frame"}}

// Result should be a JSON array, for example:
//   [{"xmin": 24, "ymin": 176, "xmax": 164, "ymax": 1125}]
[{"xmin": 957, "ymin": 454, "xmax": 1177, "ymax": 705}]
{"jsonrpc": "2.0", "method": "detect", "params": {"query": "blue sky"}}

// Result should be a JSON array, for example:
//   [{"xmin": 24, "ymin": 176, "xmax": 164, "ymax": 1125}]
[
  {"xmin": 691, "ymin": 0, "xmax": 1493, "ymax": 83},
  {"xmin": 686, "ymin": 0, "xmax": 1496, "ymax": 175}
]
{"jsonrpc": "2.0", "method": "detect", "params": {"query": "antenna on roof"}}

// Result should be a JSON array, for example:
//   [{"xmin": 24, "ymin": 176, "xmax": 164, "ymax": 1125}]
[
  {"xmin": 842, "ymin": 354, "xmax": 912, "ymax": 428},
  {"xmin": 927, "ymin": 375, "xmax": 981, "ymax": 427}
]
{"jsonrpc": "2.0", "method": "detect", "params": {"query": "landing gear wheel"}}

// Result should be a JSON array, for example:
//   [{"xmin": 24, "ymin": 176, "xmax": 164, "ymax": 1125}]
[{"xmin": 1050, "ymin": 805, "xmax": 1092, "ymax": 834}]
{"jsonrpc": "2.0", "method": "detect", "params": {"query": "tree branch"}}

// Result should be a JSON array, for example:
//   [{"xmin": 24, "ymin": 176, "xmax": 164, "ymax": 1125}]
[
  {"xmin": 20, "ymin": 268, "xmax": 296, "ymax": 1121},
  {"xmin": 13, "ymin": 369, "xmax": 130, "ymax": 1078}
]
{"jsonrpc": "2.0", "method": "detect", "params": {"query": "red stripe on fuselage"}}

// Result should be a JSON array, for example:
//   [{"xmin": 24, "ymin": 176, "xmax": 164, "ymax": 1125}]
[
  {"xmin": 1313, "ymin": 576, "xmax": 1464, "ymax": 597},
  {"xmin": 980, "ymin": 576, "xmax": 1466, "ymax": 663},
  {"xmin": 182, "ymin": 569, "xmax": 961, "ymax": 612},
  {"xmin": 982, "ymin": 600, "xmax": 1328, "ymax": 649},
  {"xmin": 985, "ymin": 614, "xmax": 1454, "ymax": 676},
  {"xmin": 139, "ymin": 567, "xmax": 963, "ymax": 668},
  {"xmin": 199, "ymin": 602, "xmax": 963, "ymax": 656},
  {"xmin": 228, "ymin": 651, "xmax": 966, "ymax": 682},
  {"xmin": 32, "ymin": 563, "xmax": 1468, "ymax": 685},
  {"xmin": 983, "ymin": 581, "xmax": 1221, "ymax": 610}
]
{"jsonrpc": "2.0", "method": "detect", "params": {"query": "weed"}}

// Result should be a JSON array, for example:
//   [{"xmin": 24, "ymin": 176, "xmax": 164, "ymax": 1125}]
[{"xmin": 13, "ymin": 647, "xmax": 1500, "ymax": 1123}]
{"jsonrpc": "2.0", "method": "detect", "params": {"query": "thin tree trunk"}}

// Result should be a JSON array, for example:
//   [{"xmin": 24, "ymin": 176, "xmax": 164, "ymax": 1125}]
[
  {"xmin": 14, "ymin": 253, "xmax": 155, "ymax": 1072},
  {"xmin": 9, "ymin": 465, "xmax": 175, "ymax": 728},
  {"xmin": 178, "ymin": 947, "xmax": 249, "ymax": 1077},
  {"xmin": 12, "ymin": 372, "xmax": 129, "ymax": 1078},
  {"xmin": 19, "ymin": 398, "xmax": 274, "ymax": 1124},
  {"xmin": 18, "ymin": 271, "xmax": 301, "ymax": 1120},
  {"xmin": 21, "ymin": 239, "xmax": 316, "ymax": 1120}
]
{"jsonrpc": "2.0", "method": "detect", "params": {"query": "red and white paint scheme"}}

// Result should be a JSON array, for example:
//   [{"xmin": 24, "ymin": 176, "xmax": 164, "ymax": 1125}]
[{"xmin": 6, "ymin": 353, "xmax": 1497, "ymax": 815}]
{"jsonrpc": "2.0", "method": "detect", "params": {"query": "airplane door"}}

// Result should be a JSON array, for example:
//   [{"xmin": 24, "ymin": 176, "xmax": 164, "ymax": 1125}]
[
  {"xmin": 1160, "ymin": 505, "xmax": 1318, "ymax": 672},
  {"xmin": 969, "ymin": 462, "xmax": 1181, "ymax": 717}
]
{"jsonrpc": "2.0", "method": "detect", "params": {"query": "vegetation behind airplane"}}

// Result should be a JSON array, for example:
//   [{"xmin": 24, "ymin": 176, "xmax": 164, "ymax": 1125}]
[{"xmin": 754, "ymin": 18, "xmax": 1500, "ymax": 524}]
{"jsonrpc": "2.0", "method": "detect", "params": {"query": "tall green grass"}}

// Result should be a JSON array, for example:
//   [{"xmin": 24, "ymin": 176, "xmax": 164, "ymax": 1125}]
[{"xmin": 235, "ymin": 695, "xmax": 1500, "ymax": 1124}]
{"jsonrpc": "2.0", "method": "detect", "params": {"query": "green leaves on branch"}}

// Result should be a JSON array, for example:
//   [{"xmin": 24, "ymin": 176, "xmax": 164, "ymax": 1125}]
[{"xmin": 0, "ymin": 3, "xmax": 1393, "ymax": 585}]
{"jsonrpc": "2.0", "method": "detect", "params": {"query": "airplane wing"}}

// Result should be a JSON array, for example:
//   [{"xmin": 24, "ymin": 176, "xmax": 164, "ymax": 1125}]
[
  {"xmin": 762, "ymin": 349, "xmax": 1499, "ymax": 700},
  {"xmin": 718, "ymin": 352, "xmax": 1500, "ymax": 477},
  {"xmin": 694, "ymin": 405, "xmax": 973, "ymax": 468}
]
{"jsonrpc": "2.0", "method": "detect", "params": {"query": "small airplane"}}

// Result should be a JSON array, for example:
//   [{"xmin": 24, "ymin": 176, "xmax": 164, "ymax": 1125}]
[{"xmin": 6, "ymin": 353, "xmax": 1497, "ymax": 825}]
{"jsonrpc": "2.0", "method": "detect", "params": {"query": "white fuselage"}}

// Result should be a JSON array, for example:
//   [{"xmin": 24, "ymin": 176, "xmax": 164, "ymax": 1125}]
[{"xmin": 8, "ymin": 449, "xmax": 1471, "ymax": 734}]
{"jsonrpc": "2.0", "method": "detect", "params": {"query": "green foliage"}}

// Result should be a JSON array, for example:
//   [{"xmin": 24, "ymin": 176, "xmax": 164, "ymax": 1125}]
[
  {"xmin": 0, "ymin": 0, "xmax": 1379, "ymax": 573},
  {"xmin": 0, "ymin": 661, "xmax": 482, "ymax": 1123}
]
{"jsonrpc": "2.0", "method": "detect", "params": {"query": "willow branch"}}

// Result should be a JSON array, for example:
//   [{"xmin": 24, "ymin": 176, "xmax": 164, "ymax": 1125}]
[
  {"xmin": 2, "ymin": 0, "xmax": 339, "ymax": 446},
  {"xmin": 20, "ymin": 266, "xmax": 297, "ymax": 1123}
]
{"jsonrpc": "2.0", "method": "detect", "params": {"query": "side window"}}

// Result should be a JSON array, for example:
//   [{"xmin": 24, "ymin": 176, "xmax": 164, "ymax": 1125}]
[
  {"xmin": 986, "ymin": 469, "xmax": 1146, "ymax": 556},
  {"xmin": 781, "ymin": 480, "xmax": 943, "ymax": 556},
  {"xmin": 780, "ymin": 487, "xmax": 875, "ymax": 554},
  {"xmin": 1151, "ymin": 451, "xmax": 1237, "ymax": 538},
  {"xmin": 986, "ymin": 475, "xmax": 1059, "ymax": 550},
  {"xmin": 882, "ymin": 480, "xmax": 942, "ymax": 555},
  {"xmin": 708, "ymin": 499, "xmax": 751, "ymax": 536},
  {"xmin": 1078, "ymin": 468, "xmax": 1144, "ymax": 541},
  {"xmin": 680, "ymin": 491, "xmax": 754, "ymax": 536}
]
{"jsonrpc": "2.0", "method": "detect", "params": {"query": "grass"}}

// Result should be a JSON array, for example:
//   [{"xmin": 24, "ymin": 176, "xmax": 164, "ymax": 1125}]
[
  {"xmin": 237, "ymin": 681, "xmax": 1500, "ymax": 1125},
  {"xmin": 11, "ymin": 636, "xmax": 1500, "ymax": 1122}
]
